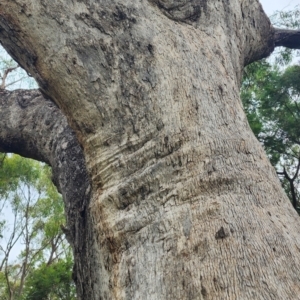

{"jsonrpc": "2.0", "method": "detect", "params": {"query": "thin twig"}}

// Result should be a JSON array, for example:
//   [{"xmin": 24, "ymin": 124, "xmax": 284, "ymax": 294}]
[{"xmin": 0, "ymin": 66, "xmax": 19, "ymax": 89}]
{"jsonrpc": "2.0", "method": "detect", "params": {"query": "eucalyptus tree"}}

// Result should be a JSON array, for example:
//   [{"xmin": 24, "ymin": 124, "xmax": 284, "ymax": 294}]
[{"xmin": 0, "ymin": 1, "xmax": 300, "ymax": 299}]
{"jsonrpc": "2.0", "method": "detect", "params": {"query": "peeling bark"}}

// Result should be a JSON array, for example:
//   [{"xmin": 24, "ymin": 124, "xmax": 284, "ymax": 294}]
[{"xmin": 0, "ymin": 1, "xmax": 300, "ymax": 299}]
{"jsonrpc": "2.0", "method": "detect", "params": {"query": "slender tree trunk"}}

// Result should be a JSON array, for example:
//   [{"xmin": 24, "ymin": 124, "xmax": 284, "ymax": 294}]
[{"xmin": 1, "ymin": 1, "xmax": 300, "ymax": 299}]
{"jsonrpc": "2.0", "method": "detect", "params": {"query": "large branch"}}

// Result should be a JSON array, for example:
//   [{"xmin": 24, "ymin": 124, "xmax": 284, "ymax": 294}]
[
  {"xmin": 0, "ymin": 89, "xmax": 92, "ymax": 296},
  {"xmin": 274, "ymin": 28, "xmax": 300, "ymax": 49},
  {"xmin": 0, "ymin": 89, "xmax": 89, "ymax": 204}
]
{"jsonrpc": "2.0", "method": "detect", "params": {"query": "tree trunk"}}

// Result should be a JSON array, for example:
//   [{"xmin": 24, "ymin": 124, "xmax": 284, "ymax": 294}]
[{"xmin": 1, "ymin": 1, "xmax": 300, "ymax": 299}]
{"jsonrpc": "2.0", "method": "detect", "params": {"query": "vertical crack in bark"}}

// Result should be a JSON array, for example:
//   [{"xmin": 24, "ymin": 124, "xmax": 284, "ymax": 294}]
[{"xmin": 0, "ymin": 89, "xmax": 94, "ymax": 298}]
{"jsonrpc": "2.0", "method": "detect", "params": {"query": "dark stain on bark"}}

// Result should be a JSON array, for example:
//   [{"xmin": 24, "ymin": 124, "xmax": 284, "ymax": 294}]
[
  {"xmin": 149, "ymin": 0, "xmax": 208, "ymax": 24},
  {"xmin": 147, "ymin": 44, "xmax": 154, "ymax": 55},
  {"xmin": 113, "ymin": 6, "xmax": 128, "ymax": 22},
  {"xmin": 215, "ymin": 226, "xmax": 230, "ymax": 240},
  {"xmin": 201, "ymin": 284, "xmax": 208, "ymax": 298}
]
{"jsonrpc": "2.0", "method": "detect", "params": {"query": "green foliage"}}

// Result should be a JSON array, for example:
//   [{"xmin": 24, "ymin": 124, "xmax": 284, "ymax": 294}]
[
  {"xmin": 241, "ymin": 55, "xmax": 300, "ymax": 211},
  {"xmin": 23, "ymin": 257, "xmax": 75, "ymax": 300},
  {"xmin": 0, "ymin": 155, "xmax": 75, "ymax": 299},
  {"xmin": 241, "ymin": 5, "xmax": 300, "ymax": 212}
]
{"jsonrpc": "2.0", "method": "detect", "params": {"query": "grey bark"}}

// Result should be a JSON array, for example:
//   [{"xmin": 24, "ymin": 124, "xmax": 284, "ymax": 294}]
[
  {"xmin": 0, "ymin": 1, "xmax": 300, "ymax": 299},
  {"xmin": 0, "ymin": 89, "xmax": 94, "ymax": 297},
  {"xmin": 274, "ymin": 28, "xmax": 300, "ymax": 49}
]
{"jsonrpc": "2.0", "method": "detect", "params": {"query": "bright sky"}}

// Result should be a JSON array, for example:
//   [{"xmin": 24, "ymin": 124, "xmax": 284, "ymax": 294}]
[{"xmin": 260, "ymin": 0, "xmax": 300, "ymax": 15}]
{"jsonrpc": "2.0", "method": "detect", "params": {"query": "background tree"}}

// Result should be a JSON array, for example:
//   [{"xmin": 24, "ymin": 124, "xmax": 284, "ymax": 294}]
[
  {"xmin": 0, "ymin": 155, "xmax": 75, "ymax": 300},
  {"xmin": 242, "ymin": 6, "xmax": 300, "ymax": 212}
]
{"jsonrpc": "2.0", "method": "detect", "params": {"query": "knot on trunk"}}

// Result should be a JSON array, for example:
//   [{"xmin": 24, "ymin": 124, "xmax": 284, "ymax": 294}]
[{"xmin": 149, "ymin": 0, "xmax": 208, "ymax": 23}]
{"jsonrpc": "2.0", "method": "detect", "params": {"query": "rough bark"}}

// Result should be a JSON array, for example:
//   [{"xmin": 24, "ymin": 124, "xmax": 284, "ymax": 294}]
[
  {"xmin": 1, "ymin": 1, "xmax": 300, "ymax": 299},
  {"xmin": 0, "ymin": 89, "xmax": 94, "ymax": 297},
  {"xmin": 274, "ymin": 28, "xmax": 300, "ymax": 49}
]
